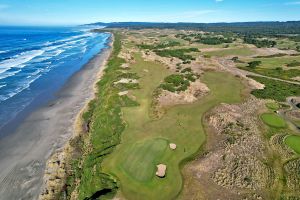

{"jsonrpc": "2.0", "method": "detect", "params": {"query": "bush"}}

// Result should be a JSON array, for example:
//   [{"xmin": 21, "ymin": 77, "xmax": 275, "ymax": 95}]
[
  {"xmin": 160, "ymin": 83, "xmax": 176, "ymax": 92},
  {"xmin": 195, "ymin": 36, "xmax": 233, "ymax": 45},
  {"xmin": 244, "ymin": 36, "xmax": 276, "ymax": 48},
  {"xmin": 154, "ymin": 48, "xmax": 196, "ymax": 61},
  {"xmin": 287, "ymin": 60, "xmax": 300, "ymax": 67},
  {"xmin": 247, "ymin": 61, "xmax": 262, "ymax": 69},
  {"xmin": 181, "ymin": 67, "xmax": 192, "ymax": 73},
  {"xmin": 249, "ymin": 75, "xmax": 300, "ymax": 101},
  {"xmin": 160, "ymin": 69, "xmax": 198, "ymax": 92}
]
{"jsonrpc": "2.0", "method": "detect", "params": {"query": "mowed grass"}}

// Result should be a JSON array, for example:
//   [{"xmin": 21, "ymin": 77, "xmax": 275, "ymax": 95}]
[
  {"xmin": 203, "ymin": 47, "xmax": 256, "ymax": 57},
  {"xmin": 102, "ymin": 54, "xmax": 246, "ymax": 200},
  {"xmin": 121, "ymin": 138, "xmax": 169, "ymax": 182},
  {"xmin": 261, "ymin": 113, "xmax": 287, "ymax": 128},
  {"xmin": 285, "ymin": 135, "xmax": 300, "ymax": 154}
]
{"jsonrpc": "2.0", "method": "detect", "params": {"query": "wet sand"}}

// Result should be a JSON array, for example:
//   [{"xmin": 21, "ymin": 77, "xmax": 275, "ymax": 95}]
[{"xmin": 0, "ymin": 42, "xmax": 112, "ymax": 200}]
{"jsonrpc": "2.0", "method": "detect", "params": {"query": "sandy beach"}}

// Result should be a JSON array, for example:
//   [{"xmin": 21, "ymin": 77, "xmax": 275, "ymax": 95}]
[{"xmin": 0, "ymin": 39, "xmax": 112, "ymax": 200}]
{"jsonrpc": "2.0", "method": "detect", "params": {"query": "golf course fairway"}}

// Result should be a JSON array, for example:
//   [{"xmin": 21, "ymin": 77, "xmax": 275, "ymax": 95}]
[{"xmin": 101, "ymin": 54, "xmax": 246, "ymax": 200}]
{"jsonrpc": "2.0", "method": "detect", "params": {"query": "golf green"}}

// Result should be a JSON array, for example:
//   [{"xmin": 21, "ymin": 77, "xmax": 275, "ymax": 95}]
[
  {"xmin": 261, "ymin": 113, "xmax": 287, "ymax": 128},
  {"xmin": 285, "ymin": 135, "xmax": 300, "ymax": 154}
]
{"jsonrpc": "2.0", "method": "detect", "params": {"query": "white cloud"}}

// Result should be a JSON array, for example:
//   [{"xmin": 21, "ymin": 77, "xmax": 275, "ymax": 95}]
[
  {"xmin": 285, "ymin": 1, "xmax": 300, "ymax": 5},
  {"xmin": 216, "ymin": 0, "xmax": 224, "ymax": 2}
]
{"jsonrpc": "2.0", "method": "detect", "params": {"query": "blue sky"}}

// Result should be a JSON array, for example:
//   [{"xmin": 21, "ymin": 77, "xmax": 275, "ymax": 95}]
[{"xmin": 0, "ymin": 0, "xmax": 299, "ymax": 25}]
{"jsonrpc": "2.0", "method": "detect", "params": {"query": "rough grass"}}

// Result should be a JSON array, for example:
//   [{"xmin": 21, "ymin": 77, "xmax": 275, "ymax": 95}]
[
  {"xmin": 240, "ymin": 56, "xmax": 300, "ymax": 69},
  {"xmin": 203, "ymin": 48, "xmax": 255, "ymax": 57},
  {"xmin": 261, "ymin": 113, "xmax": 287, "ymax": 128},
  {"xmin": 102, "ymin": 53, "xmax": 246, "ymax": 200},
  {"xmin": 285, "ymin": 135, "xmax": 300, "ymax": 154},
  {"xmin": 266, "ymin": 102, "xmax": 280, "ymax": 110}
]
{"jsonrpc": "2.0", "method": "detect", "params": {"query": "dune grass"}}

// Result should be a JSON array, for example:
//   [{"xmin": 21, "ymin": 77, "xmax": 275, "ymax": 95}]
[
  {"xmin": 261, "ymin": 113, "xmax": 287, "ymax": 128},
  {"xmin": 285, "ymin": 135, "xmax": 300, "ymax": 154},
  {"xmin": 101, "ymin": 53, "xmax": 246, "ymax": 200}
]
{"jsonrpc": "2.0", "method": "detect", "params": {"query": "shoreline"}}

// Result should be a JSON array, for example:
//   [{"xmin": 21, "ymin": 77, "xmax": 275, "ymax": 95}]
[
  {"xmin": 40, "ymin": 34, "xmax": 114, "ymax": 199},
  {"xmin": 0, "ymin": 35, "xmax": 113, "ymax": 200}
]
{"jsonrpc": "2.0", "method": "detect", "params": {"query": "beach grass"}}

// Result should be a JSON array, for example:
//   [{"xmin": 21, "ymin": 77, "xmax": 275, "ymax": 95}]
[{"xmin": 101, "ymin": 51, "xmax": 246, "ymax": 200}]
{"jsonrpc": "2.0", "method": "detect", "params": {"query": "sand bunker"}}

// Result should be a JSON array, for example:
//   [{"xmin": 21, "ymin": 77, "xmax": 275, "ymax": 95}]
[
  {"xmin": 121, "ymin": 63, "xmax": 130, "ymax": 68},
  {"xmin": 118, "ymin": 91, "xmax": 128, "ymax": 96},
  {"xmin": 114, "ymin": 78, "xmax": 138, "ymax": 84},
  {"xmin": 156, "ymin": 164, "xmax": 167, "ymax": 178},
  {"xmin": 169, "ymin": 143, "xmax": 177, "ymax": 150},
  {"xmin": 158, "ymin": 80, "xmax": 210, "ymax": 107}
]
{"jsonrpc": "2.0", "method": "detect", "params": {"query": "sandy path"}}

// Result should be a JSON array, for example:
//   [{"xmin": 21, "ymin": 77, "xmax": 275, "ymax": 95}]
[{"xmin": 0, "ymin": 45, "xmax": 111, "ymax": 200}]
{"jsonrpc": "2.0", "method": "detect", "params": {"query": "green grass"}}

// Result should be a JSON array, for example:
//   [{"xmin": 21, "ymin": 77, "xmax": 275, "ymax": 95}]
[
  {"xmin": 285, "ymin": 135, "xmax": 300, "ymax": 154},
  {"xmin": 203, "ymin": 47, "xmax": 255, "ymax": 57},
  {"xmin": 261, "ymin": 113, "xmax": 287, "ymax": 128},
  {"xmin": 102, "ymin": 53, "xmax": 246, "ymax": 200},
  {"xmin": 120, "ymin": 138, "xmax": 169, "ymax": 182},
  {"xmin": 249, "ymin": 75, "xmax": 300, "ymax": 102}
]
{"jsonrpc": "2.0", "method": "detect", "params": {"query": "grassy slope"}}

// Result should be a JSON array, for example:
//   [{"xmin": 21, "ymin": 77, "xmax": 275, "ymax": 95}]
[{"xmin": 102, "ymin": 52, "xmax": 246, "ymax": 199}]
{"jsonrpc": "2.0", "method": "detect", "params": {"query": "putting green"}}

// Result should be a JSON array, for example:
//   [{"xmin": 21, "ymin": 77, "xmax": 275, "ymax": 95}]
[
  {"xmin": 102, "ymin": 54, "xmax": 245, "ymax": 200},
  {"xmin": 120, "ymin": 138, "xmax": 169, "ymax": 182},
  {"xmin": 285, "ymin": 135, "xmax": 300, "ymax": 154},
  {"xmin": 261, "ymin": 113, "xmax": 287, "ymax": 128}
]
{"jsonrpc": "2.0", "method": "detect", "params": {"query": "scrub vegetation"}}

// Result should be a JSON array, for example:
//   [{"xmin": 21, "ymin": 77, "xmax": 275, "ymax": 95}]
[{"xmin": 248, "ymin": 76, "xmax": 300, "ymax": 101}]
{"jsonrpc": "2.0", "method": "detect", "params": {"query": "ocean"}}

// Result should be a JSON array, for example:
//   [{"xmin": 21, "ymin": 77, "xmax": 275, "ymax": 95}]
[{"xmin": 0, "ymin": 26, "xmax": 110, "ymax": 137}]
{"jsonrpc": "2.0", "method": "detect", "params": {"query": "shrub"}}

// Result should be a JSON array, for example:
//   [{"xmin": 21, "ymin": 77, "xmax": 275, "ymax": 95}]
[
  {"xmin": 244, "ymin": 36, "xmax": 276, "ymax": 48},
  {"xmin": 249, "ymin": 75, "xmax": 300, "ymax": 101},
  {"xmin": 247, "ymin": 61, "xmax": 262, "ymax": 69},
  {"xmin": 154, "ymin": 48, "xmax": 196, "ymax": 61},
  {"xmin": 287, "ymin": 60, "xmax": 300, "ymax": 67}
]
